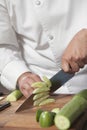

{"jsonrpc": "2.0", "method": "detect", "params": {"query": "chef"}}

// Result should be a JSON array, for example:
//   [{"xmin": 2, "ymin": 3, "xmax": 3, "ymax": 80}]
[{"xmin": 0, "ymin": 0, "xmax": 87, "ymax": 97}]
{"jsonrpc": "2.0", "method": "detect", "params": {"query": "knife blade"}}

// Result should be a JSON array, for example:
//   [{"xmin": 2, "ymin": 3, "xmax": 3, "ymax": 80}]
[
  {"xmin": 49, "ymin": 69, "xmax": 74, "ymax": 93},
  {"xmin": 16, "ymin": 70, "xmax": 74, "ymax": 112}
]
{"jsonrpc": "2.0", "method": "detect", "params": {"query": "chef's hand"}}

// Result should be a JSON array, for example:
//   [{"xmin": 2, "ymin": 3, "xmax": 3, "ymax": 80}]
[
  {"xmin": 62, "ymin": 29, "xmax": 87, "ymax": 73},
  {"xmin": 17, "ymin": 72, "xmax": 42, "ymax": 98}
]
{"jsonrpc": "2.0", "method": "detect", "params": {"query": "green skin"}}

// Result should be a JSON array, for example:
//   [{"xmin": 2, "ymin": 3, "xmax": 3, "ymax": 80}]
[
  {"xmin": 36, "ymin": 109, "xmax": 43, "ymax": 122},
  {"xmin": 39, "ymin": 111, "xmax": 54, "ymax": 128},
  {"xmin": 55, "ymin": 96, "xmax": 87, "ymax": 130},
  {"xmin": 6, "ymin": 90, "xmax": 23, "ymax": 101},
  {"xmin": 73, "ymin": 89, "xmax": 87, "ymax": 100}
]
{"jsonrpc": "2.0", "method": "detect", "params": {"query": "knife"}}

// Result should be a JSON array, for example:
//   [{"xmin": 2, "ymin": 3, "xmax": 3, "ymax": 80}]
[{"xmin": 16, "ymin": 70, "xmax": 74, "ymax": 112}]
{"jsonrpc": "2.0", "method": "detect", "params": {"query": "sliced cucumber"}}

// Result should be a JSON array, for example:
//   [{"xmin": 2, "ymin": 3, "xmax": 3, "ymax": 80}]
[
  {"xmin": 42, "ymin": 76, "xmax": 52, "ymax": 88},
  {"xmin": 39, "ymin": 98, "xmax": 55, "ymax": 106},
  {"xmin": 51, "ymin": 108, "xmax": 60, "ymax": 114},
  {"xmin": 31, "ymin": 82, "xmax": 47, "ymax": 88},
  {"xmin": 33, "ymin": 92, "xmax": 49, "ymax": 100},
  {"xmin": 33, "ymin": 95, "xmax": 49, "ymax": 106},
  {"xmin": 6, "ymin": 90, "xmax": 23, "ymax": 102},
  {"xmin": 33, "ymin": 86, "xmax": 50, "ymax": 94}
]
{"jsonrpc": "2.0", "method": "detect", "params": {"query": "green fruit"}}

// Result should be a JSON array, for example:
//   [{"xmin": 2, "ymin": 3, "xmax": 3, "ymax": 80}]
[
  {"xmin": 36, "ymin": 109, "xmax": 43, "ymax": 122},
  {"xmin": 54, "ymin": 96, "xmax": 87, "ymax": 130},
  {"xmin": 39, "ymin": 111, "xmax": 54, "ymax": 128}
]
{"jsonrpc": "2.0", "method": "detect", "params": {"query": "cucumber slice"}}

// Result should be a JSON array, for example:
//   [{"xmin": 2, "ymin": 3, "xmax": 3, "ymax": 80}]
[
  {"xmin": 33, "ymin": 86, "xmax": 50, "ymax": 94},
  {"xmin": 33, "ymin": 92, "xmax": 49, "ymax": 100},
  {"xmin": 42, "ymin": 76, "xmax": 52, "ymax": 88},
  {"xmin": 31, "ymin": 82, "xmax": 47, "ymax": 88},
  {"xmin": 33, "ymin": 95, "xmax": 49, "ymax": 106},
  {"xmin": 54, "ymin": 96, "xmax": 87, "ymax": 130},
  {"xmin": 39, "ymin": 98, "xmax": 55, "ymax": 106},
  {"xmin": 6, "ymin": 90, "xmax": 23, "ymax": 102},
  {"xmin": 51, "ymin": 108, "xmax": 60, "ymax": 114}
]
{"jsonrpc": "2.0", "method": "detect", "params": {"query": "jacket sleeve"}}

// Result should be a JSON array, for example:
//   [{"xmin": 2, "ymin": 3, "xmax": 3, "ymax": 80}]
[{"xmin": 0, "ymin": 0, "xmax": 29, "ymax": 90}]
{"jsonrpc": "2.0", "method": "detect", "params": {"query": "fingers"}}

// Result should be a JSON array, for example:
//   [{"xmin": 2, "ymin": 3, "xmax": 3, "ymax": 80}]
[
  {"xmin": 17, "ymin": 72, "xmax": 42, "ymax": 98},
  {"xmin": 29, "ymin": 73, "xmax": 42, "ymax": 82},
  {"xmin": 69, "ymin": 61, "xmax": 79, "ymax": 73},
  {"xmin": 62, "ymin": 60, "xmax": 72, "ymax": 73},
  {"xmin": 62, "ymin": 59, "xmax": 84, "ymax": 73},
  {"xmin": 76, "ymin": 61, "xmax": 85, "ymax": 68},
  {"xmin": 62, "ymin": 59, "xmax": 86, "ymax": 73},
  {"xmin": 21, "ymin": 84, "xmax": 33, "ymax": 98}
]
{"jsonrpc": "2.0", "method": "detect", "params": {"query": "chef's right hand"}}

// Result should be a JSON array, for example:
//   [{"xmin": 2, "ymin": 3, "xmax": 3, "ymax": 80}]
[
  {"xmin": 17, "ymin": 72, "xmax": 42, "ymax": 98},
  {"xmin": 62, "ymin": 29, "xmax": 87, "ymax": 73}
]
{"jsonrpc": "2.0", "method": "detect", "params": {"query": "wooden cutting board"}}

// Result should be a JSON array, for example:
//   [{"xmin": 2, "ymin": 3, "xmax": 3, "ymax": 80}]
[{"xmin": 0, "ymin": 94, "xmax": 87, "ymax": 130}]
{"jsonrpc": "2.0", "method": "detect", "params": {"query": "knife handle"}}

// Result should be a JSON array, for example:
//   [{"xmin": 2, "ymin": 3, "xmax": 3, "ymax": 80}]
[
  {"xmin": 0, "ymin": 92, "xmax": 4, "ymax": 96},
  {"xmin": 0, "ymin": 101, "xmax": 11, "ymax": 111}
]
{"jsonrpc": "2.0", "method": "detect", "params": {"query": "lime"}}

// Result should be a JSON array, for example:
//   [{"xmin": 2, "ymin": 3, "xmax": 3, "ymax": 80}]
[
  {"xmin": 39, "ymin": 111, "xmax": 54, "ymax": 128},
  {"xmin": 50, "ymin": 111, "xmax": 56, "ymax": 118},
  {"xmin": 36, "ymin": 109, "xmax": 43, "ymax": 122}
]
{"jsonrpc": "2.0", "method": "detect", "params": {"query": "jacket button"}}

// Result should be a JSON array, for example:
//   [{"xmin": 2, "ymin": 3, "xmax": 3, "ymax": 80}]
[
  {"xmin": 48, "ymin": 35, "xmax": 54, "ymax": 40},
  {"xmin": 35, "ymin": 0, "xmax": 41, "ymax": 5}
]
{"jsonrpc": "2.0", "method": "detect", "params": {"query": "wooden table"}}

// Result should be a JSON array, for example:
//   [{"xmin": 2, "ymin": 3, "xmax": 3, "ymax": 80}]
[{"xmin": 0, "ymin": 94, "xmax": 87, "ymax": 130}]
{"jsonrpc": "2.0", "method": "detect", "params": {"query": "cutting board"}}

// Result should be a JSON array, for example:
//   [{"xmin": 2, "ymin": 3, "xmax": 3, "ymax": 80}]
[{"xmin": 0, "ymin": 94, "xmax": 87, "ymax": 130}]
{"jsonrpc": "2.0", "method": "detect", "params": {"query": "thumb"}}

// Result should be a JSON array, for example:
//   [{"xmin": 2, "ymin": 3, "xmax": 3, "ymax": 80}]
[{"xmin": 62, "ymin": 59, "xmax": 71, "ymax": 72}]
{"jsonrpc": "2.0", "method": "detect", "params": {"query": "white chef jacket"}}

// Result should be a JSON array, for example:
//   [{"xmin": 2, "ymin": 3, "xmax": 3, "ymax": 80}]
[{"xmin": 0, "ymin": 0, "xmax": 87, "ymax": 93}]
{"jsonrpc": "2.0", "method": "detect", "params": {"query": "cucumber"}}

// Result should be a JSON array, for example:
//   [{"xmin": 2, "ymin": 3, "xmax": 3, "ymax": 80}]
[
  {"xmin": 42, "ymin": 76, "xmax": 52, "ymax": 88},
  {"xmin": 6, "ymin": 90, "xmax": 23, "ymax": 102},
  {"xmin": 74, "ymin": 89, "xmax": 87, "ymax": 100},
  {"xmin": 33, "ymin": 95, "xmax": 49, "ymax": 106},
  {"xmin": 54, "ymin": 96, "xmax": 87, "ymax": 130},
  {"xmin": 31, "ymin": 82, "xmax": 47, "ymax": 88},
  {"xmin": 39, "ymin": 98, "xmax": 55, "ymax": 106},
  {"xmin": 55, "ymin": 115, "xmax": 70, "ymax": 130},
  {"xmin": 33, "ymin": 86, "xmax": 50, "ymax": 94},
  {"xmin": 33, "ymin": 92, "xmax": 49, "ymax": 100}
]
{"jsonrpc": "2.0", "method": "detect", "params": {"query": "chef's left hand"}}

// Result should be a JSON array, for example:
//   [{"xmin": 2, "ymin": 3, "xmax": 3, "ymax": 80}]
[{"xmin": 62, "ymin": 29, "xmax": 87, "ymax": 73}]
